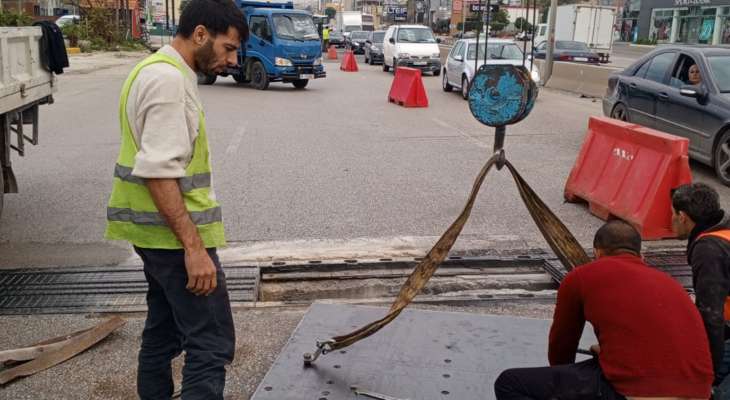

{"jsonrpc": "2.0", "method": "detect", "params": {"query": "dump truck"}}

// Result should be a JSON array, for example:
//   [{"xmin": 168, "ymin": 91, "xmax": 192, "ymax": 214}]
[{"xmin": 0, "ymin": 27, "xmax": 57, "ymax": 220}]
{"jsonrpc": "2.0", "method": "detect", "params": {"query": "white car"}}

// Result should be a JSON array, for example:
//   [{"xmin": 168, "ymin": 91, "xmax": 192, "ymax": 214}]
[
  {"xmin": 443, "ymin": 38, "xmax": 540, "ymax": 100},
  {"xmin": 55, "ymin": 15, "xmax": 80, "ymax": 28},
  {"xmin": 382, "ymin": 24, "xmax": 442, "ymax": 76}
]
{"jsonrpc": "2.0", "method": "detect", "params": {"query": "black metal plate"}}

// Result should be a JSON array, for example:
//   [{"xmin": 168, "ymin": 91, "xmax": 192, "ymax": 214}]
[
  {"xmin": 0, "ymin": 265, "xmax": 259, "ymax": 315},
  {"xmin": 251, "ymin": 303, "xmax": 596, "ymax": 400}
]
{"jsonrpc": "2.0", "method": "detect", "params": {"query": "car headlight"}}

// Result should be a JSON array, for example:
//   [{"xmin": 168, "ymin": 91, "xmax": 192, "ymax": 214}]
[
  {"xmin": 397, "ymin": 53, "xmax": 410, "ymax": 59},
  {"xmin": 530, "ymin": 69, "xmax": 540, "ymax": 82},
  {"xmin": 275, "ymin": 57, "xmax": 293, "ymax": 67},
  {"xmin": 352, "ymin": 41, "xmax": 359, "ymax": 46},
  {"xmin": 313, "ymin": 57, "xmax": 322, "ymax": 66}
]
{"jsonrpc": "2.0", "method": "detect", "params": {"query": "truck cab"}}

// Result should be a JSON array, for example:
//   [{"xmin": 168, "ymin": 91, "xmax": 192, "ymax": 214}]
[{"xmin": 200, "ymin": 0, "xmax": 326, "ymax": 90}]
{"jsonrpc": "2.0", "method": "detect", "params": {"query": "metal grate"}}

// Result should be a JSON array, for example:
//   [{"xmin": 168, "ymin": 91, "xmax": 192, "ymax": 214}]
[{"xmin": 0, "ymin": 265, "xmax": 259, "ymax": 315}]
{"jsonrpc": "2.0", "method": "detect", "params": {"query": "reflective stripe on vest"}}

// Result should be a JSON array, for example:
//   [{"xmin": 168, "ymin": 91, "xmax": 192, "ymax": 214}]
[
  {"xmin": 697, "ymin": 230, "xmax": 730, "ymax": 321},
  {"xmin": 104, "ymin": 52, "xmax": 226, "ymax": 250}
]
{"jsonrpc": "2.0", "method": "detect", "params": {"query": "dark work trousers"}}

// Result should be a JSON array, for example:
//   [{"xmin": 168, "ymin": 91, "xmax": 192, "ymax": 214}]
[
  {"xmin": 495, "ymin": 359, "xmax": 626, "ymax": 400},
  {"xmin": 134, "ymin": 247, "xmax": 235, "ymax": 400}
]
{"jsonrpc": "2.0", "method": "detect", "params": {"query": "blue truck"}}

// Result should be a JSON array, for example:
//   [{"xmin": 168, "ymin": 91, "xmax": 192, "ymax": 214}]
[{"xmin": 198, "ymin": 0, "xmax": 326, "ymax": 90}]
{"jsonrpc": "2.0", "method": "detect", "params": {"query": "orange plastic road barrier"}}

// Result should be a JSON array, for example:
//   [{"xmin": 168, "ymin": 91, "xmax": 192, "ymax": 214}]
[
  {"xmin": 387, "ymin": 67, "xmax": 428, "ymax": 108},
  {"xmin": 340, "ymin": 50, "xmax": 358, "ymax": 72},
  {"xmin": 564, "ymin": 117, "xmax": 692, "ymax": 240},
  {"xmin": 327, "ymin": 46, "xmax": 338, "ymax": 60}
]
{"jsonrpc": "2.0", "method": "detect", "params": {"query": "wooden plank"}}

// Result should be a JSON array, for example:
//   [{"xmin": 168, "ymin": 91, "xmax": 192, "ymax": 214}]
[
  {"xmin": 0, "ymin": 327, "xmax": 93, "ymax": 363},
  {"xmin": 0, "ymin": 317, "xmax": 125, "ymax": 385}
]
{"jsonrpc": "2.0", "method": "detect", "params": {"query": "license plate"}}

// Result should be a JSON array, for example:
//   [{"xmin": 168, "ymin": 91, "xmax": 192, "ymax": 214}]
[
  {"xmin": 299, "ymin": 74, "xmax": 315, "ymax": 79},
  {"xmin": 574, "ymin": 57, "xmax": 588, "ymax": 62},
  {"xmin": 413, "ymin": 62, "xmax": 427, "ymax": 66}
]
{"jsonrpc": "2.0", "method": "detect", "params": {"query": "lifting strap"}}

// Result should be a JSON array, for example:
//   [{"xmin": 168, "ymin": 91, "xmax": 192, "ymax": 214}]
[{"xmin": 304, "ymin": 150, "xmax": 591, "ymax": 363}]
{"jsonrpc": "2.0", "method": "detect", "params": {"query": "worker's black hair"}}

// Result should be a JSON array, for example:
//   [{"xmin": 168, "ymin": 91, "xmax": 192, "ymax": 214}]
[
  {"xmin": 593, "ymin": 220, "xmax": 642, "ymax": 256},
  {"xmin": 671, "ymin": 183, "xmax": 721, "ymax": 225},
  {"xmin": 177, "ymin": 0, "xmax": 248, "ymax": 42}
]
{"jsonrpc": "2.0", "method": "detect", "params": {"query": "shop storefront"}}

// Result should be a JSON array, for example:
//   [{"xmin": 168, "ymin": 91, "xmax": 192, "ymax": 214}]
[{"xmin": 639, "ymin": 0, "xmax": 730, "ymax": 44}]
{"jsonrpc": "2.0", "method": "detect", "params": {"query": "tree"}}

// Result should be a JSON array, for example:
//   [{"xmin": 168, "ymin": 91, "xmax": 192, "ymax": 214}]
[
  {"xmin": 325, "ymin": 7, "xmax": 337, "ymax": 20},
  {"xmin": 514, "ymin": 17, "xmax": 533, "ymax": 33},
  {"xmin": 489, "ymin": 9, "xmax": 510, "ymax": 32}
]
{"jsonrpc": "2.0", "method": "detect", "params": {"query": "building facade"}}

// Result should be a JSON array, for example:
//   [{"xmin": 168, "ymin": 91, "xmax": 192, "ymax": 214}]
[{"xmin": 618, "ymin": 0, "xmax": 730, "ymax": 44}]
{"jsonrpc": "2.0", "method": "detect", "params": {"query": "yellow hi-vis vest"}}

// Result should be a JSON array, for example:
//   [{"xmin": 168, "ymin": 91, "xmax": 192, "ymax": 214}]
[{"xmin": 105, "ymin": 53, "xmax": 226, "ymax": 249}]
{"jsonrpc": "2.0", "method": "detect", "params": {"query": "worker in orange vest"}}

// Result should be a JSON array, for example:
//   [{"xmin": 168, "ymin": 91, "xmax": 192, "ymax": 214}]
[{"xmin": 672, "ymin": 183, "xmax": 730, "ymax": 394}]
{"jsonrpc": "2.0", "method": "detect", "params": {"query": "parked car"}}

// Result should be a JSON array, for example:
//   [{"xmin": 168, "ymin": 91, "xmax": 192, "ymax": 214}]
[
  {"xmin": 382, "ymin": 25, "xmax": 442, "ymax": 76},
  {"xmin": 55, "ymin": 14, "xmax": 80, "ymax": 27},
  {"xmin": 515, "ymin": 31, "xmax": 532, "ymax": 41},
  {"xmin": 443, "ymin": 38, "xmax": 540, "ymax": 100},
  {"xmin": 347, "ymin": 30, "xmax": 370, "ymax": 54},
  {"xmin": 603, "ymin": 46, "xmax": 730, "ymax": 185},
  {"xmin": 329, "ymin": 31, "xmax": 345, "ymax": 47},
  {"xmin": 364, "ymin": 30, "xmax": 386, "ymax": 65},
  {"xmin": 533, "ymin": 40, "xmax": 600, "ymax": 64}
]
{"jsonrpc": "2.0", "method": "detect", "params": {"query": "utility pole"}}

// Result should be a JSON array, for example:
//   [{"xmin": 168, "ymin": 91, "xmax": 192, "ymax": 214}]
[{"xmin": 542, "ymin": 0, "xmax": 557, "ymax": 85}]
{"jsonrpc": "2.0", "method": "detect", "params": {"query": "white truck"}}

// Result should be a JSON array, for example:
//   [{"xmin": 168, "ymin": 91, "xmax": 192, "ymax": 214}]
[
  {"xmin": 0, "ymin": 27, "xmax": 57, "ymax": 219},
  {"xmin": 535, "ymin": 5, "xmax": 616, "ymax": 62},
  {"xmin": 336, "ymin": 11, "xmax": 363, "ymax": 37}
]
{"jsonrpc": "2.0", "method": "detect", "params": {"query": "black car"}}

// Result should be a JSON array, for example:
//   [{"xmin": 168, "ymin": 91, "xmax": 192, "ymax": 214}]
[
  {"xmin": 364, "ymin": 30, "xmax": 386, "ymax": 65},
  {"xmin": 533, "ymin": 40, "xmax": 600, "ymax": 64},
  {"xmin": 603, "ymin": 46, "xmax": 730, "ymax": 185},
  {"xmin": 347, "ymin": 31, "xmax": 370, "ymax": 54},
  {"xmin": 329, "ymin": 31, "xmax": 345, "ymax": 48}
]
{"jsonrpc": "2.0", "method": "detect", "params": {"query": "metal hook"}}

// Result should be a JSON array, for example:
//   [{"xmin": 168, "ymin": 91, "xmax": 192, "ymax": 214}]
[
  {"xmin": 302, "ymin": 339, "xmax": 335, "ymax": 366},
  {"xmin": 493, "ymin": 126, "xmax": 507, "ymax": 170}
]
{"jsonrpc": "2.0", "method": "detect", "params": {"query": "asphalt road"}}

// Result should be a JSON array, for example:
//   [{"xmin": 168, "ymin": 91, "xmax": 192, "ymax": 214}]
[{"xmin": 1, "ymin": 51, "xmax": 728, "ymax": 267}]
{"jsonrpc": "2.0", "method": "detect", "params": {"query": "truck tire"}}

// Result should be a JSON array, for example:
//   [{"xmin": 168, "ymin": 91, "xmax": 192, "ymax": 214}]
[
  {"xmin": 233, "ymin": 72, "xmax": 248, "ymax": 84},
  {"xmin": 292, "ymin": 79, "xmax": 309, "ymax": 89},
  {"xmin": 383, "ymin": 60, "xmax": 389, "ymax": 72},
  {"xmin": 251, "ymin": 61, "xmax": 269, "ymax": 91},
  {"xmin": 197, "ymin": 72, "xmax": 217, "ymax": 85},
  {"xmin": 0, "ymin": 167, "xmax": 4, "ymax": 220}
]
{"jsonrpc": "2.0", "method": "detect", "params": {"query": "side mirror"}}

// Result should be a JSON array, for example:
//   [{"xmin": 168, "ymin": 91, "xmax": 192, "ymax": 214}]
[
  {"xmin": 454, "ymin": 55, "xmax": 464, "ymax": 62},
  {"xmin": 389, "ymin": 37, "xmax": 395, "ymax": 44},
  {"xmin": 680, "ymin": 85, "xmax": 708, "ymax": 102}
]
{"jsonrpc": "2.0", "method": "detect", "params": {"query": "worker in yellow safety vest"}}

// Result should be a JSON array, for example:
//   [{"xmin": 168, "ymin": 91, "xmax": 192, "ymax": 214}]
[
  {"xmin": 323, "ymin": 26, "xmax": 330, "ymax": 52},
  {"xmin": 104, "ymin": 1, "xmax": 248, "ymax": 399}
]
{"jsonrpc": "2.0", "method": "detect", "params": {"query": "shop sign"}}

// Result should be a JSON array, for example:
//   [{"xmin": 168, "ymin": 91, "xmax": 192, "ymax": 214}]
[{"xmin": 674, "ymin": 0, "xmax": 711, "ymax": 5}]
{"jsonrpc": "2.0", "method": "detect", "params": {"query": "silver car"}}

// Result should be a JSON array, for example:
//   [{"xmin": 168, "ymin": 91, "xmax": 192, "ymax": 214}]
[{"xmin": 443, "ymin": 38, "xmax": 540, "ymax": 100}]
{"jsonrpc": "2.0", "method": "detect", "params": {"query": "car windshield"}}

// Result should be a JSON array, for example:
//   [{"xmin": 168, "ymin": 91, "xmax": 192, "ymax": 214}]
[
  {"xmin": 397, "ymin": 28, "xmax": 436, "ymax": 43},
  {"xmin": 708, "ymin": 56, "xmax": 730, "ymax": 92},
  {"xmin": 372, "ymin": 32, "xmax": 386, "ymax": 42},
  {"xmin": 273, "ymin": 14, "xmax": 320, "ymax": 41},
  {"xmin": 467, "ymin": 43, "xmax": 524, "ymax": 60},
  {"xmin": 351, "ymin": 31, "xmax": 369, "ymax": 40},
  {"xmin": 556, "ymin": 41, "xmax": 590, "ymax": 51}
]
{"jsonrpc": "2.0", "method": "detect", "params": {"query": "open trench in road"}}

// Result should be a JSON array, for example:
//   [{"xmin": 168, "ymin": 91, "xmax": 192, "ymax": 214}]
[{"xmin": 0, "ymin": 249, "xmax": 692, "ymax": 315}]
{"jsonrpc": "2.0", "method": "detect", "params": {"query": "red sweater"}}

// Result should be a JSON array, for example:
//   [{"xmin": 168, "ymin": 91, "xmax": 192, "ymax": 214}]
[{"xmin": 549, "ymin": 254, "xmax": 713, "ymax": 398}]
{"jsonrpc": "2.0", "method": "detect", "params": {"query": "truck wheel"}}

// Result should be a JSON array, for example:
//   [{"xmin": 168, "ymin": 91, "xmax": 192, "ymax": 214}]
[
  {"xmin": 383, "ymin": 60, "xmax": 389, "ymax": 72},
  {"xmin": 233, "ymin": 72, "xmax": 248, "ymax": 84},
  {"xmin": 0, "ymin": 167, "xmax": 4, "ymax": 220},
  {"xmin": 292, "ymin": 79, "xmax": 309, "ymax": 89},
  {"xmin": 197, "ymin": 73, "xmax": 217, "ymax": 85},
  {"xmin": 251, "ymin": 61, "xmax": 269, "ymax": 90}
]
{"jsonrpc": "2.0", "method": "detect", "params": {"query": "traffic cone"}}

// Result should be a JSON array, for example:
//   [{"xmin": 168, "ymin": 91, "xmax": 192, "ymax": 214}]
[
  {"xmin": 340, "ymin": 50, "xmax": 358, "ymax": 72},
  {"xmin": 327, "ymin": 45, "xmax": 338, "ymax": 60}
]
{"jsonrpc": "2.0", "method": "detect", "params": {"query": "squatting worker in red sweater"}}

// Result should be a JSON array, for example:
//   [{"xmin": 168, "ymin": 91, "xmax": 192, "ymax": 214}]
[{"xmin": 494, "ymin": 220, "xmax": 713, "ymax": 400}]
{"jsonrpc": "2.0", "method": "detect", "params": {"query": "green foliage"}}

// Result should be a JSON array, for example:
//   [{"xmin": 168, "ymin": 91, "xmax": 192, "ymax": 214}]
[
  {"xmin": 325, "ymin": 7, "xmax": 337, "ymax": 19},
  {"xmin": 514, "ymin": 17, "xmax": 533, "ymax": 33},
  {"xmin": 489, "ymin": 9, "xmax": 510, "ymax": 32},
  {"xmin": 635, "ymin": 37, "xmax": 658, "ymax": 45},
  {"xmin": 0, "ymin": 11, "xmax": 33, "ymax": 27},
  {"xmin": 62, "ymin": 23, "xmax": 86, "ymax": 47}
]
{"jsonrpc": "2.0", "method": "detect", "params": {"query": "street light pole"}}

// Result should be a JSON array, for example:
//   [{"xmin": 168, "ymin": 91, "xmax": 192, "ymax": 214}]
[{"xmin": 542, "ymin": 0, "xmax": 557, "ymax": 85}]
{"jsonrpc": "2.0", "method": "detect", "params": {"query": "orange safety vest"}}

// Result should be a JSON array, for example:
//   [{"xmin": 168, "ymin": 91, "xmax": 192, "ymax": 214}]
[{"xmin": 696, "ymin": 229, "xmax": 730, "ymax": 320}]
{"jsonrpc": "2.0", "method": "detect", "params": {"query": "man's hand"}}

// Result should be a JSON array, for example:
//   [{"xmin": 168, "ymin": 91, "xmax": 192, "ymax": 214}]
[
  {"xmin": 185, "ymin": 248, "xmax": 217, "ymax": 296},
  {"xmin": 589, "ymin": 344, "xmax": 601, "ymax": 355}
]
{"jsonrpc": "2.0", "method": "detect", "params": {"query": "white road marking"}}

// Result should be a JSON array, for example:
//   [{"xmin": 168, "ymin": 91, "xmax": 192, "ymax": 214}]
[
  {"xmin": 226, "ymin": 126, "xmax": 246, "ymax": 155},
  {"xmin": 431, "ymin": 117, "xmax": 490, "ymax": 149}
]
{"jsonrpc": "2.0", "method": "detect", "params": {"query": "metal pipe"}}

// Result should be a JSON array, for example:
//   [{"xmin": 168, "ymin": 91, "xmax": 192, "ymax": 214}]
[{"xmin": 542, "ymin": 0, "xmax": 557, "ymax": 85}]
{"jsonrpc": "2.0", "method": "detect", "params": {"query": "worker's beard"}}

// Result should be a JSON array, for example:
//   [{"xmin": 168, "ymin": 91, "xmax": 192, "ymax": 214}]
[{"xmin": 194, "ymin": 39, "xmax": 217, "ymax": 75}]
